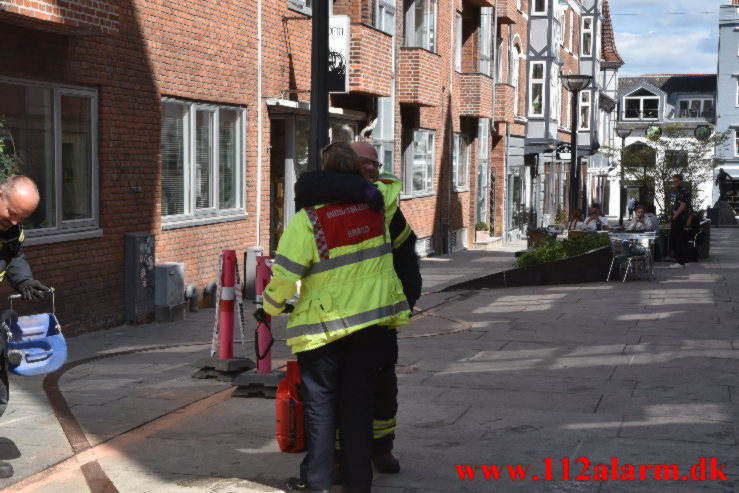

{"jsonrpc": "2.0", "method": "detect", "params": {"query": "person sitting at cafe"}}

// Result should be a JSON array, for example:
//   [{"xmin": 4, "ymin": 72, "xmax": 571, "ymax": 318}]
[
  {"xmin": 567, "ymin": 208, "xmax": 588, "ymax": 232},
  {"xmin": 644, "ymin": 205, "xmax": 660, "ymax": 231},
  {"xmin": 626, "ymin": 205, "xmax": 653, "ymax": 231},
  {"xmin": 583, "ymin": 203, "xmax": 609, "ymax": 231}
]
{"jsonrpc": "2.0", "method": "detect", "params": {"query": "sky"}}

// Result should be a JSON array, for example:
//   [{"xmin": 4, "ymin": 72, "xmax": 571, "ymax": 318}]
[{"xmin": 609, "ymin": 0, "xmax": 724, "ymax": 76}]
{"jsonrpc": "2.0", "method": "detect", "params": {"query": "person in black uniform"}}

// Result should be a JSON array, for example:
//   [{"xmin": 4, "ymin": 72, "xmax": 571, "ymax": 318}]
[
  {"xmin": 0, "ymin": 176, "xmax": 50, "ymax": 479},
  {"xmin": 294, "ymin": 140, "xmax": 422, "ymax": 479},
  {"xmin": 668, "ymin": 174, "xmax": 691, "ymax": 269}
]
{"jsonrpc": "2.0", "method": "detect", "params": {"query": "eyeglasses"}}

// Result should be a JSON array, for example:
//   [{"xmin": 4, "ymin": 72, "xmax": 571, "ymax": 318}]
[{"xmin": 359, "ymin": 157, "xmax": 382, "ymax": 169}]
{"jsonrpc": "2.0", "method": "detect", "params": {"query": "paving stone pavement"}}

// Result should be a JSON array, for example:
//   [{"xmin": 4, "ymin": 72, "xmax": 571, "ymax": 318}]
[{"xmin": 1, "ymin": 230, "xmax": 738, "ymax": 492}]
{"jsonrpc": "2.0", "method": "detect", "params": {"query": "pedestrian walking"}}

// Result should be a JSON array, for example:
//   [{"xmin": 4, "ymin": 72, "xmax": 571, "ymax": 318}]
[
  {"xmin": 0, "ymin": 176, "xmax": 51, "ymax": 479},
  {"xmin": 260, "ymin": 143, "xmax": 411, "ymax": 493},
  {"xmin": 627, "ymin": 197, "xmax": 635, "ymax": 219}
]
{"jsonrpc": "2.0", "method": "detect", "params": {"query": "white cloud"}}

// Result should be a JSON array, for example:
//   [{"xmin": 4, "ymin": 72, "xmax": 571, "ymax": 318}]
[{"xmin": 616, "ymin": 30, "xmax": 717, "ymax": 75}]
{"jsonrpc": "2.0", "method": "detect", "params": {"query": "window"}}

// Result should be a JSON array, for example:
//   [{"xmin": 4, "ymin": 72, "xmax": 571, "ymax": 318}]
[
  {"xmin": 677, "ymin": 99, "xmax": 714, "ymax": 119},
  {"xmin": 557, "ymin": 6, "xmax": 565, "ymax": 46},
  {"xmin": 623, "ymin": 89, "xmax": 659, "ymax": 120},
  {"xmin": 455, "ymin": 12, "xmax": 462, "ymax": 72},
  {"xmin": 532, "ymin": 0, "xmax": 546, "ymax": 15},
  {"xmin": 496, "ymin": 37, "xmax": 504, "ymax": 82},
  {"xmin": 403, "ymin": 129, "xmax": 435, "ymax": 195},
  {"xmin": 161, "ymin": 100, "xmax": 245, "ymax": 221},
  {"xmin": 735, "ymin": 130, "xmax": 739, "ymax": 157},
  {"xmin": 404, "ymin": 0, "xmax": 438, "ymax": 52},
  {"xmin": 529, "ymin": 62, "xmax": 545, "ymax": 116},
  {"xmin": 373, "ymin": 96, "xmax": 394, "ymax": 172},
  {"xmin": 512, "ymin": 46, "xmax": 521, "ymax": 115},
  {"xmin": 477, "ymin": 119, "xmax": 489, "ymax": 223},
  {"xmin": 376, "ymin": 0, "xmax": 396, "ymax": 35},
  {"xmin": 665, "ymin": 150, "xmax": 688, "ymax": 170},
  {"xmin": 0, "ymin": 79, "xmax": 98, "ymax": 240},
  {"xmin": 480, "ymin": 8, "xmax": 492, "ymax": 76},
  {"xmin": 288, "ymin": 0, "xmax": 312, "ymax": 15},
  {"xmin": 581, "ymin": 17, "xmax": 593, "ymax": 57},
  {"xmin": 568, "ymin": 10, "xmax": 573, "ymax": 52},
  {"xmin": 579, "ymin": 91, "xmax": 591, "ymax": 130},
  {"xmin": 736, "ymin": 80, "xmax": 739, "ymax": 106},
  {"xmin": 453, "ymin": 133, "xmax": 469, "ymax": 189}
]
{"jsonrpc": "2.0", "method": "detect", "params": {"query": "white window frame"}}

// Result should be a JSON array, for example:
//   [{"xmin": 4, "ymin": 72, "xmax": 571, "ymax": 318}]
[
  {"xmin": 288, "ymin": 0, "xmax": 312, "ymax": 15},
  {"xmin": 376, "ymin": 0, "xmax": 396, "ymax": 36},
  {"xmin": 373, "ymin": 96, "xmax": 394, "ymax": 173},
  {"xmin": 529, "ymin": 61, "xmax": 546, "ymax": 117},
  {"xmin": 455, "ymin": 11, "xmax": 462, "ymax": 72},
  {"xmin": 532, "ymin": 0, "xmax": 547, "ymax": 15},
  {"xmin": 511, "ymin": 46, "xmax": 520, "ymax": 116},
  {"xmin": 736, "ymin": 79, "xmax": 739, "ymax": 107},
  {"xmin": 557, "ymin": 6, "xmax": 565, "ymax": 46},
  {"xmin": 453, "ymin": 133, "xmax": 469, "ymax": 190},
  {"xmin": 735, "ymin": 130, "xmax": 739, "ymax": 157},
  {"xmin": 161, "ymin": 99, "xmax": 246, "ymax": 228},
  {"xmin": 404, "ymin": 0, "xmax": 438, "ymax": 52},
  {"xmin": 479, "ymin": 8, "xmax": 492, "ymax": 76},
  {"xmin": 0, "ymin": 77, "xmax": 101, "ymax": 244},
  {"xmin": 567, "ymin": 9, "xmax": 573, "ymax": 52},
  {"xmin": 579, "ymin": 90, "xmax": 591, "ymax": 130},
  {"xmin": 477, "ymin": 118, "xmax": 490, "ymax": 223},
  {"xmin": 677, "ymin": 98, "xmax": 714, "ymax": 119},
  {"xmin": 495, "ymin": 37, "xmax": 504, "ymax": 82},
  {"xmin": 403, "ymin": 129, "xmax": 435, "ymax": 196},
  {"xmin": 581, "ymin": 16, "xmax": 593, "ymax": 57},
  {"xmin": 623, "ymin": 94, "xmax": 660, "ymax": 120}
]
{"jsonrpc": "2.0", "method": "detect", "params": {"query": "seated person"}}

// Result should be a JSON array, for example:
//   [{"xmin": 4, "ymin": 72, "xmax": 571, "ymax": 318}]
[
  {"xmin": 567, "ymin": 209, "xmax": 588, "ymax": 231},
  {"xmin": 626, "ymin": 205, "xmax": 653, "ymax": 231},
  {"xmin": 583, "ymin": 203, "xmax": 609, "ymax": 231},
  {"xmin": 644, "ymin": 205, "xmax": 660, "ymax": 231}
]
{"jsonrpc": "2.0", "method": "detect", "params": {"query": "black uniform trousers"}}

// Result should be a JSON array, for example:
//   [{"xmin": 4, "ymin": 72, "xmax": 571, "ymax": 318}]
[
  {"xmin": 373, "ymin": 328, "xmax": 398, "ymax": 454},
  {"xmin": 0, "ymin": 331, "xmax": 8, "ymax": 418},
  {"xmin": 669, "ymin": 216, "xmax": 688, "ymax": 265},
  {"xmin": 297, "ymin": 325, "xmax": 382, "ymax": 493}
]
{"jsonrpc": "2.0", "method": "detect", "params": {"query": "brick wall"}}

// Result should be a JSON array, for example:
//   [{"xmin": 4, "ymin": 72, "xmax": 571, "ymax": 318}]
[
  {"xmin": 0, "ymin": 0, "xmax": 118, "ymax": 34},
  {"xmin": 397, "ymin": 48, "xmax": 443, "ymax": 107},
  {"xmin": 460, "ymin": 73, "xmax": 494, "ymax": 118},
  {"xmin": 349, "ymin": 23, "xmax": 393, "ymax": 97}
]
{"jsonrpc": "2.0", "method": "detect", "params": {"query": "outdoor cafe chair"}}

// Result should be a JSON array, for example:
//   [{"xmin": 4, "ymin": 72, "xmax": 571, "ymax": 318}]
[{"xmin": 607, "ymin": 237, "xmax": 652, "ymax": 283}]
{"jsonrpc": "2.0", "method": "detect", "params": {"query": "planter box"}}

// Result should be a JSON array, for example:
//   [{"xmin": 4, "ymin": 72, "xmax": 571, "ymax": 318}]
[
  {"xmin": 443, "ymin": 246, "xmax": 612, "ymax": 291},
  {"xmin": 475, "ymin": 231, "xmax": 491, "ymax": 243}
]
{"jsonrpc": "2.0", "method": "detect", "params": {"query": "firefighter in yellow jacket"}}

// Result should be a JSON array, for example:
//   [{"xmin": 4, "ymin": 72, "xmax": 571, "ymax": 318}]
[{"xmin": 262, "ymin": 143, "xmax": 410, "ymax": 493}]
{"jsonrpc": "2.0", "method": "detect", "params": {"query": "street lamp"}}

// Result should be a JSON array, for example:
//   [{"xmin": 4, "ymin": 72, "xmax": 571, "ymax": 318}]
[
  {"xmin": 561, "ymin": 74, "xmax": 592, "ymax": 217},
  {"xmin": 615, "ymin": 124, "xmax": 633, "ymax": 226}
]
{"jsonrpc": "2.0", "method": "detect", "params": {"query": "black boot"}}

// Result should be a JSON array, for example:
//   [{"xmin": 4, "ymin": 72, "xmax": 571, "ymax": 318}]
[
  {"xmin": 0, "ymin": 461, "xmax": 13, "ymax": 479},
  {"xmin": 372, "ymin": 451, "xmax": 400, "ymax": 474},
  {"xmin": 285, "ymin": 477, "xmax": 329, "ymax": 493}
]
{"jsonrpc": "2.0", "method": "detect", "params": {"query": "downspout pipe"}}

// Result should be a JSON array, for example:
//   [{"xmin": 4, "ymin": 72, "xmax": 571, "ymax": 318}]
[{"xmin": 256, "ymin": 0, "xmax": 263, "ymax": 246}]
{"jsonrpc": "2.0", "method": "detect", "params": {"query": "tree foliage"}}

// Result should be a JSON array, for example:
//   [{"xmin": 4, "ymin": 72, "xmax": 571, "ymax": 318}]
[{"xmin": 0, "ymin": 120, "xmax": 21, "ymax": 182}]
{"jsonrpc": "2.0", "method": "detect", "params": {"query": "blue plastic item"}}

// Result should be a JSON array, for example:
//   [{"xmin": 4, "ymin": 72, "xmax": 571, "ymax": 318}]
[{"xmin": 5, "ymin": 313, "xmax": 67, "ymax": 376}]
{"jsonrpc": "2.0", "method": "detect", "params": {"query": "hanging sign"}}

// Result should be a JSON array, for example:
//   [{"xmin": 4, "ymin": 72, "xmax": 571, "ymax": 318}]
[
  {"xmin": 328, "ymin": 15, "xmax": 350, "ymax": 94},
  {"xmin": 557, "ymin": 143, "xmax": 572, "ymax": 160},
  {"xmin": 694, "ymin": 125, "xmax": 712, "ymax": 141},
  {"xmin": 645, "ymin": 125, "xmax": 662, "ymax": 141}
]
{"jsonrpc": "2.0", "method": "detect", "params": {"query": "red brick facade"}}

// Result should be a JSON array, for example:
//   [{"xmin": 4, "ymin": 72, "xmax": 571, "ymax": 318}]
[
  {"xmin": 349, "ymin": 23, "xmax": 393, "ymax": 97},
  {"xmin": 0, "ymin": 0, "xmax": 118, "ymax": 34},
  {"xmin": 397, "ymin": 48, "xmax": 443, "ymax": 107},
  {"xmin": 460, "ymin": 73, "xmax": 494, "ymax": 119}
]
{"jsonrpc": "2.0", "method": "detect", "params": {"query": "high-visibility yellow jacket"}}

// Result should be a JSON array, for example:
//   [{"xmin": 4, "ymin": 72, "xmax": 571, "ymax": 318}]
[{"xmin": 263, "ymin": 177, "xmax": 410, "ymax": 353}]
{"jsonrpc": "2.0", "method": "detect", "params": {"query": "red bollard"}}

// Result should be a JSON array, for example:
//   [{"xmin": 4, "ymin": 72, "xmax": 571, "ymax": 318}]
[
  {"xmin": 219, "ymin": 249, "xmax": 236, "ymax": 360},
  {"xmin": 255, "ymin": 256, "xmax": 273, "ymax": 373}
]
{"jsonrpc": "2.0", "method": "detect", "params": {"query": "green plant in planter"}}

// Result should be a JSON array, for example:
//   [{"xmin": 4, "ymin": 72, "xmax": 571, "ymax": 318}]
[
  {"xmin": 555, "ymin": 204, "xmax": 564, "ymax": 223},
  {"xmin": 474, "ymin": 221, "xmax": 489, "ymax": 232},
  {"xmin": 0, "ymin": 120, "xmax": 21, "ymax": 182},
  {"xmin": 514, "ymin": 233, "xmax": 609, "ymax": 268}
]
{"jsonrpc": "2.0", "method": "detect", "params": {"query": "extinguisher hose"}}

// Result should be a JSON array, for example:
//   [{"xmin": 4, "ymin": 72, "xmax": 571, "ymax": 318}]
[{"xmin": 254, "ymin": 325, "xmax": 275, "ymax": 361}]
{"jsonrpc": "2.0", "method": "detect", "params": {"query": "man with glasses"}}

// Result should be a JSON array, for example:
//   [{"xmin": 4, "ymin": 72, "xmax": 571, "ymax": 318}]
[{"xmin": 294, "ymin": 140, "xmax": 421, "ymax": 479}]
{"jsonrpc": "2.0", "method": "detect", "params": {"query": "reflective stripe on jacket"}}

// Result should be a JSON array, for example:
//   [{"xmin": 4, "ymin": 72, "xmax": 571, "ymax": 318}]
[{"xmin": 263, "ymin": 178, "xmax": 410, "ymax": 353}]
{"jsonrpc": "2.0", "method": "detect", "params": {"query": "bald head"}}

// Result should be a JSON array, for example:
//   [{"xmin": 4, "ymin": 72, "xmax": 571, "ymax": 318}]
[
  {"xmin": 351, "ymin": 140, "xmax": 381, "ymax": 182},
  {"xmin": 0, "ymin": 175, "xmax": 40, "ymax": 231}
]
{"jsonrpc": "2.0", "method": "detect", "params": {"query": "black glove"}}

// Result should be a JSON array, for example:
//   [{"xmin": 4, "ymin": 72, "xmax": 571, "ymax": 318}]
[
  {"xmin": 253, "ymin": 307, "xmax": 268, "ymax": 324},
  {"xmin": 15, "ymin": 279, "xmax": 50, "ymax": 301},
  {"xmin": 284, "ymin": 303, "xmax": 294, "ymax": 314},
  {"xmin": 364, "ymin": 183, "xmax": 384, "ymax": 211}
]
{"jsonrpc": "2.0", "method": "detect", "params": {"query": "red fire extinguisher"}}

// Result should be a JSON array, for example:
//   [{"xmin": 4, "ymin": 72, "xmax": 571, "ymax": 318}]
[{"xmin": 276, "ymin": 360, "xmax": 305, "ymax": 453}]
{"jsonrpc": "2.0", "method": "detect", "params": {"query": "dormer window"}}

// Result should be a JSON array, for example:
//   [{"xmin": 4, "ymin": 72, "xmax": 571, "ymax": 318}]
[
  {"xmin": 677, "ymin": 98, "xmax": 714, "ymax": 119},
  {"xmin": 623, "ymin": 88, "xmax": 659, "ymax": 120}
]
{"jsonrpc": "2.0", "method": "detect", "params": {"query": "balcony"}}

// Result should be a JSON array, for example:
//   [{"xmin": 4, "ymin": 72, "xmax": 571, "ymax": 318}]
[
  {"xmin": 494, "ymin": 83, "xmax": 516, "ymax": 123},
  {"xmin": 0, "ymin": 0, "xmax": 119, "ymax": 35},
  {"xmin": 495, "ymin": 0, "xmax": 518, "ymax": 24},
  {"xmin": 459, "ymin": 73, "xmax": 494, "ymax": 119},
  {"xmin": 397, "ymin": 47, "xmax": 442, "ymax": 107},
  {"xmin": 464, "ymin": 0, "xmax": 495, "ymax": 7},
  {"xmin": 348, "ymin": 23, "xmax": 393, "ymax": 97}
]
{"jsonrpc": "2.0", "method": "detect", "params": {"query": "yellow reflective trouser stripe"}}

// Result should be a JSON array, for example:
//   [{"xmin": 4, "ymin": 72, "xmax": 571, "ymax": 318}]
[
  {"xmin": 262, "ymin": 291, "xmax": 285, "ymax": 311},
  {"xmin": 0, "ymin": 271, "xmax": 4, "ymax": 282},
  {"xmin": 373, "ymin": 418, "xmax": 397, "ymax": 439},
  {"xmin": 274, "ymin": 254, "xmax": 308, "ymax": 278},
  {"xmin": 305, "ymin": 244, "xmax": 391, "ymax": 276},
  {"xmin": 392, "ymin": 223, "xmax": 412, "ymax": 250},
  {"xmin": 287, "ymin": 300, "xmax": 409, "ymax": 338}
]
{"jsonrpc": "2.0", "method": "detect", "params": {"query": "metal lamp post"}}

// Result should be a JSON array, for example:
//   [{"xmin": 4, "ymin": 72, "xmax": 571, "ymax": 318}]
[
  {"xmin": 561, "ymin": 74, "xmax": 592, "ymax": 216},
  {"xmin": 615, "ymin": 124, "xmax": 633, "ymax": 226}
]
